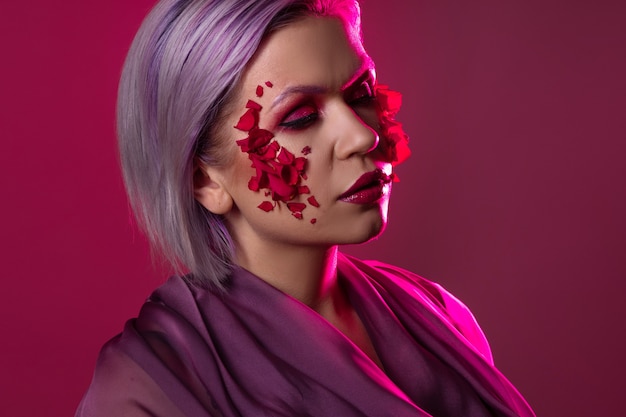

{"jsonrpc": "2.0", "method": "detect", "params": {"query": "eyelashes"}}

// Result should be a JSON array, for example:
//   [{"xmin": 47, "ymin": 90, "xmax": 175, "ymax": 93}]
[
  {"xmin": 348, "ymin": 81, "xmax": 376, "ymax": 106},
  {"xmin": 278, "ymin": 81, "xmax": 376, "ymax": 131},
  {"xmin": 279, "ymin": 104, "xmax": 319, "ymax": 130}
]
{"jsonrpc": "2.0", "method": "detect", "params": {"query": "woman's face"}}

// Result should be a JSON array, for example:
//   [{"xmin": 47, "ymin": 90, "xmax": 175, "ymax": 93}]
[{"xmin": 200, "ymin": 16, "xmax": 393, "ymax": 249}]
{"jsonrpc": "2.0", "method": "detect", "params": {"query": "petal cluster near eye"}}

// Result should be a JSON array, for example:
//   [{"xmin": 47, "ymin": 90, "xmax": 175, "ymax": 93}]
[
  {"xmin": 375, "ymin": 85, "xmax": 411, "ymax": 173},
  {"xmin": 234, "ymin": 82, "xmax": 319, "ymax": 223}
]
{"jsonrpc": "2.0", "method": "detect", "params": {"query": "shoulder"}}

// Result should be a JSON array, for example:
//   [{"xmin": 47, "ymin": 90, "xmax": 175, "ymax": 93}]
[
  {"xmin": 76, "ymin": 276, "xmax": 216, "ymax": 417},
  {"xmin": 345, "ymin": 255, "xmax": 494, "ymax": 364},
  {"xmin": 76, "ymin": 332, "xmax": 187, "ymax": 417}
]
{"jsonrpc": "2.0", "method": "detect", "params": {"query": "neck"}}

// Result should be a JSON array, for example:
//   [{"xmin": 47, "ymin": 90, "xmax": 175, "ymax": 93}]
[
  {"xmin": 230, "ymin": 225, "xmax": 382, "ymax": 368},
  {"xmin": 235, "ymin": 238, "xmax": 340, "ymax": 308}
]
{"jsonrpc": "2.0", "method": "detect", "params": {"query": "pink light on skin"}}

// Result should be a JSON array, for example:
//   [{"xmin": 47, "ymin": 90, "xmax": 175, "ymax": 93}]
[{"xmin": 233, "ymin": 81, "xmax": 320, "ymax": 222}]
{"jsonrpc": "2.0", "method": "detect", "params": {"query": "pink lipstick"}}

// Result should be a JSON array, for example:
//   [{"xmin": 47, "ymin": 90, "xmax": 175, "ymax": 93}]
[{"xmin": 338, "ymin": 169, "xmax": 392, "ymax": 204}]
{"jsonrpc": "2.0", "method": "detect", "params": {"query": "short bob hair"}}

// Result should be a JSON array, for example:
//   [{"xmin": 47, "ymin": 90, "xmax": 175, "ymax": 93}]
[{"xmin": 118, "ymin": 0, "xmax": 362, "ymax": 287}]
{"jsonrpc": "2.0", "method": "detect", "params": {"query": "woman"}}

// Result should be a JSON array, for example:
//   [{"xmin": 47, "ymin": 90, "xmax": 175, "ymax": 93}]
[{"xmin": 77, "ymin": 0, "xmax": 535, "ymax": 416}]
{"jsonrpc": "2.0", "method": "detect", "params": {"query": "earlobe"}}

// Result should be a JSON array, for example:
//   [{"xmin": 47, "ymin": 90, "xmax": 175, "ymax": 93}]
[{"xmin": 193, "ymin": 161, "xmax": 233, "ymax": 215}]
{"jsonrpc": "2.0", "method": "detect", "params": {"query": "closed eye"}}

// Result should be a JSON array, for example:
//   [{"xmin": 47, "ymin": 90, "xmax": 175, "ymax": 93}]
[
  {"xmin": 347, "ymin": 80, "xmax": 375, "ymax": 106},
  {"xmin": 279, "ymin": 104, "xmax": 319, "ymax": 130}
]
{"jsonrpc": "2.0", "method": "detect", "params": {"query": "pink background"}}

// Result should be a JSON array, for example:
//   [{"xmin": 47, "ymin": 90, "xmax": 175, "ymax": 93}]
[{"xmin": 2, "ymin": 1, "xmax": 624, "ymax": 415}]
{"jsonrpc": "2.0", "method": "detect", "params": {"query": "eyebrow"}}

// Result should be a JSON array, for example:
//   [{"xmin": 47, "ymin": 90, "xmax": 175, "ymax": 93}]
[
  {"xmin": 342, "ymin": 68, "xmax": 375, "ymax": 93},
  {"xmin": 270, "ymin": 61, "xmax": 376, "ymax": 110},
  {"xmin": 271, "ymin": 85, "xmax": 328, "ymax": 109}
]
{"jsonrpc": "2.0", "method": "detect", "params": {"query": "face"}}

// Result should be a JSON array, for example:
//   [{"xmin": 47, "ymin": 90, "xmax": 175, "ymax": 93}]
[{"xmin": 200, "ymin": 17, "xmax": 396, "ymax": 250}]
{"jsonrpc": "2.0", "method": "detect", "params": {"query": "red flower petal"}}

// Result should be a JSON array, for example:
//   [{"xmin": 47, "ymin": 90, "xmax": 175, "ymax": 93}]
[
  {"xmin": 234, "ymin": 108, "xmax": 258, "ymax": 131},
  {"xmin": 293, "ymin": 157, "xmax": 306, "ymax": 172},
  {"xmin": 276, "ymin": 147, "xmax": 295, "ymax": 165},
  {"xmin": 255, "ymin": 140, "xmax": 280, "ymax": 160},
  {"xmin": 235, "ymin": 137, "xmax": 249, "ymax": 151},
  {"xmin": 280, "ymin": 164, "xmax": 299, "ymax": 186},
  {"xmin": 383, "ymin": 119, "xmax": 403, "ymax": 142},
  {"xmin": 258, "ymin": 201, "xmax": 274, "ymax": 212},
  {"xmin": 307, "ymin": 195, "xmax": 320, "ymax": 207},
  {"xmin": 246, "ymin": 100, "xmax": 262, "ymax": 110},
  {"xmin": 258, "ymin": 172, "xmax": 269, "ymax": 188},
  {"xmin": 248, "ymin": 177, "xmax": 260, "ymax": 191},
  {"xmin": 393, "ymin": 137, "xmax": 411, "ymax": 166},
  {"xmin": 246, "ymin": 128, "xmax": 274, "ymax": 151},
  {"xmin": 235, "ymin": 86, "xmax": 317, "ymax": 216},
  {"xmin": 235, "ymin": 128, "xmax": 273, "ymax": 153},
  {"xmin": 375, "ymin": 85, "xmax": 402, "ymax": 116},
  {"xmin": 287, "ymin": 202, "xmax": 306, "ymax": 213},
  {"xmin": 379, "ymin": 119, "xmax": 410, "ymax": 165},
  {"xmin": 268, "ymin": 174, "xmax": 295, "ymax": 200},
  {"xmin": 249, "ymin": 154, "xmax": 275, "ymax": 174},
  {"xmin": 374, "ymin": 84, "xmax": 411, "ymax": 166}
]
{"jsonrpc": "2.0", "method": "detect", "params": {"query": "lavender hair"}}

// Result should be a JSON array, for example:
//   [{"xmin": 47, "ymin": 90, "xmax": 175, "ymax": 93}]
[{"xmin": 117, "ymin": 0, "xmax": 361, "ymax": 287}]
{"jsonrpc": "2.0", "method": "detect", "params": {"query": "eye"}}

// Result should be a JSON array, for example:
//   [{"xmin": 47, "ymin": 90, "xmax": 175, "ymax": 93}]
[
  {"xmin": 347, "ymin": 81, "xmax": 375, "ymax": 106},
  {"xmin": 279, "ymin": 104, "xmax": 319, "ymax": 130}
]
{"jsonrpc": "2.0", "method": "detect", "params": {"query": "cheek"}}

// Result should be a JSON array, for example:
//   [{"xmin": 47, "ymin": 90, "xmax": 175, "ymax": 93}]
[
  {"xmin": 355, "ymin": 106, "xmax": 380, "ymax": 131},
  {"xmin": 374, "ymin": 85, "xmax": 411, "ymax": 167},
  {"xmin": 230, "ymin": 83, "xmax": 321, "ymax": 224}
]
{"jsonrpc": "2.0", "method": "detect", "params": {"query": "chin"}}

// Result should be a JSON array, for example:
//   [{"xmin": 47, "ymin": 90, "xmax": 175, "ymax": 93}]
[
  {"xmin": 349, "ymin": 202, "xmax": 389, "ymax": 244},
  {"xmin": 362, "ymin": 218, "xmax": 388, "ymax": 243},
  {"xmin": 339, "ymin": 215, "xmax": 388, "ymax": 246}
]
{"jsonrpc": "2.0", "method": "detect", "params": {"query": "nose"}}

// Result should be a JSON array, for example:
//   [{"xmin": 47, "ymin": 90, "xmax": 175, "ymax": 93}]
[{"xmin": 333, "ymin": 104, "xmax": 379, "ymax": 160}]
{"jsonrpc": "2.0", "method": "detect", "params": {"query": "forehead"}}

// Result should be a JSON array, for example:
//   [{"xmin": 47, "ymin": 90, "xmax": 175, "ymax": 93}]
[{"xmin": 240, "ymin": 16, "xmax": 372, "ymax": 95}]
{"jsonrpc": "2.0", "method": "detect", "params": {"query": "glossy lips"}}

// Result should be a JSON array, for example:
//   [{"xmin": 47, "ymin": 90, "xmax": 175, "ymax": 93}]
[{"xmin": 338, "ymin": 169, "xmax": 392, "ymax": 204}]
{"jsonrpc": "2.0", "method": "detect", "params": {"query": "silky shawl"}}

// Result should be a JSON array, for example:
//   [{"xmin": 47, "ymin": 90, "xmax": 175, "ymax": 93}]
[{"xmin": 76, "ymin": 254, "xmax": 535, "ymax": 416}]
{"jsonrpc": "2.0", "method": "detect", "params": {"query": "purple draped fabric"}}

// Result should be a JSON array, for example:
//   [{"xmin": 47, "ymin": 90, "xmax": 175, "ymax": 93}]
[{"xmin": 76, "ymin": 254, "xmax": 535, "ymax": 416}]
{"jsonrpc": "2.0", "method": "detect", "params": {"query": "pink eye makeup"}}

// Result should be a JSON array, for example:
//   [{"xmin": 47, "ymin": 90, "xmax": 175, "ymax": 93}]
[
  {"xmin": 279, "ymin": 104, "xmax": 319, "ymax": 130},
  {"xmin": 233, "ymin": 81, "xmax": 319, "ymax": 223}
]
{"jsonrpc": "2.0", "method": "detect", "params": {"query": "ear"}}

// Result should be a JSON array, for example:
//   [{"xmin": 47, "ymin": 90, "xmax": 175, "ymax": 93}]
[{"xmin": 193, "ymin": 160, "xmax": 233, "ymax": 215}]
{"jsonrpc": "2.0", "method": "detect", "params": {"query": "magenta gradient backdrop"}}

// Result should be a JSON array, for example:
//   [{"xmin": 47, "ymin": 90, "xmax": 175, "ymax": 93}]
[{"xmin": 2, "ymin": 1, "xmax": 625, "ymax": 415}]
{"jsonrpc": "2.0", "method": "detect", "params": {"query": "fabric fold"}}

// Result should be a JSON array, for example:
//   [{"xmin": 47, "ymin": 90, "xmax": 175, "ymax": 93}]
[{"xmin": 76, "ymin": 253, "xmax": 535, "ymax": 417}]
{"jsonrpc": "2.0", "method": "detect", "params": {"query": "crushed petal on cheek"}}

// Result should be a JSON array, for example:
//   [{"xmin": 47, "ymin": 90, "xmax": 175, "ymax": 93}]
[
  {"xmin": 307, "ymin": 196, "xmax": 320, "ymax": 207},
  {"xmin": 246, "ymin": 100, "xmax": 262, "ymax": 110},
  {"xmin": 234, "ymin": 81, "xmax": 319, "ymax": 221},
  {"xmin": 293, "ymin": 157, "xmax": 306, "ymax": 172},
  {"xmin": 287, "ymin": 202, "xmax": 306, "ymax": 213},
  {"xmin": 277, "ymin": 147, "xmax": 295, "ymax": 165},
  {"xmin": 258, "ymin": 201, "xmax": 274, "ymax": 212},
  {"xmin": 234, "ymin": 108, "xmax": 258, "ymax": 131},
  {"xmin": 248, "ymin": 177, "xmax": 260, "ymax": 191}
]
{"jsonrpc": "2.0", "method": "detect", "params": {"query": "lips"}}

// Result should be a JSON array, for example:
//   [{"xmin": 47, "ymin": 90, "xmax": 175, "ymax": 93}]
[{"xmin": 338, "ymin": 169, "xmax": 392, "ymax": 204}]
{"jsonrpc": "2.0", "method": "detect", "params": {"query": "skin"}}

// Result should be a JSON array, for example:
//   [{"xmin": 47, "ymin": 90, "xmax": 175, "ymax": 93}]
[{"xmin": 195, "ymin": 16, "xmax": 392, "ymax": 365}]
